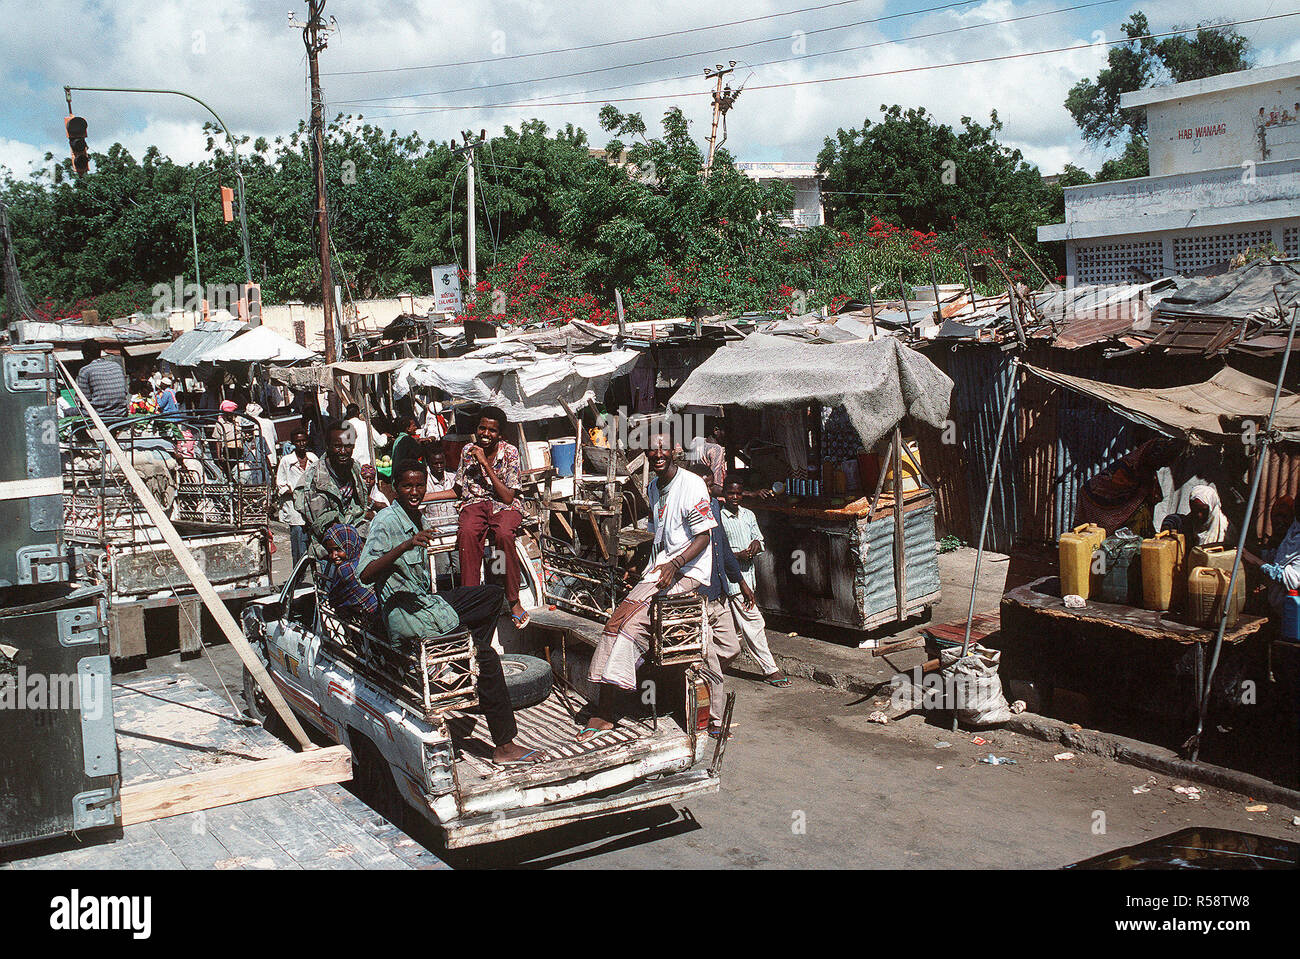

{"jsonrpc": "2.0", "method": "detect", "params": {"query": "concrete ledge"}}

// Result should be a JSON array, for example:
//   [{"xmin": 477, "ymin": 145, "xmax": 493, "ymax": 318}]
[{"xmin": 1005, "ymin": 712, "xmax": 1300, "ymax": 810}]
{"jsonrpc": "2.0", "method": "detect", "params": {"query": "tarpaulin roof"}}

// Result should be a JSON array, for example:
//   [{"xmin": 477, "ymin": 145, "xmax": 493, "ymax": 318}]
[
  {"xmin": 201, "ymin": 325, "xmax": 317, "ymax": 363},
  {"xmin": 668, "ymin": 334, "xmax": 953, "ymax": 450},
  {"xmin": 392, "ymin": 349, "xmax": 641, "ymax": 422},
  {"xmin": 158, "ymin": 318, "xmax": 248, "ymax": 367},
  {"xmin": 1024, "ymin": 363, "xmax": 1300, "ymax": 444},
  {"xmin": 1156, "ymin": 259, "xmax": 1300, "ymax": 321}
]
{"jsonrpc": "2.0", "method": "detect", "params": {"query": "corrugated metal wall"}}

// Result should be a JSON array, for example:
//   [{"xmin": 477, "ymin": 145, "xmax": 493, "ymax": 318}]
[
  {"xmin": 921, "ymin": 346, "xmax": 1021, "ymax": 553},
  {"xmin": 917, "ymin": 342, "xmax": 1222, "ymax": 550}
]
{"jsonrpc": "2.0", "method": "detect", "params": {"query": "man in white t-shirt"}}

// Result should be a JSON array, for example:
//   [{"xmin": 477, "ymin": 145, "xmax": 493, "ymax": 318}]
[
  {"xmin": 344, "ymin": 402, "xmax": 382, "ymax": 468},
  {"xmin": 580, "ymin": 432, "xmax": 715, "ymax": 741}
]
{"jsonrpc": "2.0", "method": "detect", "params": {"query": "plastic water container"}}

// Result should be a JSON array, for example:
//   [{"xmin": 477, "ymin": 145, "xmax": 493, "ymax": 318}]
[
  {"xmin": 550, "ymin": 437, "xmax": 577, "ymax": 477},
  {"xmin": 1141, "ymin": 530, "xmax": 1186, "ymax": 611},
  {"xmin": 1098, "ymin": 530, "xmax": 1143, "ymax": 605},
  {"xmin": 1282, "ymin": 590, "xmax": 1300, "ymax": 642},
  {"xmin": 1059, "ymin": 523, "xmax": 1106, "ymax": 600},
  {"xmin": 1188, "ymin": 544, "xmax": 1236, "ymax": 574},
  {"xmin": 1187, "ymin": 566, "xmax": 1246, "ymax": 628}
]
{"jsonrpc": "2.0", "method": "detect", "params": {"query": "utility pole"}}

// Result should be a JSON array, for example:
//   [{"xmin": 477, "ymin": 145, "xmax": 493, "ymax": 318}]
[
  {"xmin": 292, "ymin": 1, "xmax": 339, "ymax": 373},
  {"xmin": 454, "ymin": 131, "xmax": 486, "ymax": 304},
  {"xmin": 704, "ymin": 61, "xmax": 738, "ymax": 178}
]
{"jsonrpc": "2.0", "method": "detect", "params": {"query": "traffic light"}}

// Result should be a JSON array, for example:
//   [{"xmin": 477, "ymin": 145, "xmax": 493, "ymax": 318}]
[
  {"xmin": 64, "ymin": 115, "xmax": 89, "ymax": 175},
  {"xmin": 220, "ymin": 185, "xmax": 234, "ymax": 222}
]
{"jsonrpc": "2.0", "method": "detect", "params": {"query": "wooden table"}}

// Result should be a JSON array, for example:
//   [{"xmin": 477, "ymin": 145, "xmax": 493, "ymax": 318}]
[{"xmin": 999, "ymin": 575, "xmax": 1270, "ymax": 719}]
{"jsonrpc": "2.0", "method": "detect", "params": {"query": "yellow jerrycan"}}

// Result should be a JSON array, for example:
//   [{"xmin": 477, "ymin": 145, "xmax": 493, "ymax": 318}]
[
  {"xmin": 1141, "ymin": 530, "xmax": 1186, "ymax": 611},
  {"xmin": 1059, "ymin": 523, "xmax": 1106, "ymax": 600}
]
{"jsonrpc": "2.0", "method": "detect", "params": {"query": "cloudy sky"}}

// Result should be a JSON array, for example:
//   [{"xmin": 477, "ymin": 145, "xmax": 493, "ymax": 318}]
[{"xmin": 3, "ymin": 0, "xmax": 1300, "ymax": 182}]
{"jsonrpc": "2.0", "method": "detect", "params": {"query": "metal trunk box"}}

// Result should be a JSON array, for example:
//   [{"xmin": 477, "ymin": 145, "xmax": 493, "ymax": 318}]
[{"xmin": 0, "ymin": 583, "xmax": 119, "ymax": 849}]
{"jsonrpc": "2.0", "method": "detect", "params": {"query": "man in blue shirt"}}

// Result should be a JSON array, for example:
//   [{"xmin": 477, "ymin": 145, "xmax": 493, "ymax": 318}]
[
  {"xmin": 687, "ymin": 463, "xmax": 768, "ymax": 737},
  {"xmin": 359, "ymin": 459, "xmax": 540, "ymax": 765}
]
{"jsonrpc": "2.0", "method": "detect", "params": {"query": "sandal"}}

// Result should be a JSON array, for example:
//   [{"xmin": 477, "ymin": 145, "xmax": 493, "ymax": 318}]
[
  {"xmin": 511, "ymin": 611, "xmax": 531, "ymax": 628},
  {"xmin": 764, "ymin": 675, "xmax": 792, "ymax": 688},
  {"xmin": 707, "ymin": 725, "xmax": 734, "ymax": 741},
  {"xmin": 576, "ymin": 724, "xmax": 616, "ymax": 743}
]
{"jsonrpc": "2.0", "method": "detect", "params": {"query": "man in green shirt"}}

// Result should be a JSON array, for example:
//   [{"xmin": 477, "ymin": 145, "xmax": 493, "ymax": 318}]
[
  {"xmin": 359, "ymin": 459, "xmax": 539, "ymax": 764},
  {"xmin": 295, "ymin": 420, "xmax": 374, "ymax": 561}
]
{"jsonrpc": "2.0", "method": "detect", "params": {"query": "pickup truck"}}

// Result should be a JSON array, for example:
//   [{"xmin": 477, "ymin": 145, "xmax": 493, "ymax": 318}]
[{"xmin": 240, "ymin": 550, "xmax": 730, "ymax": 850}]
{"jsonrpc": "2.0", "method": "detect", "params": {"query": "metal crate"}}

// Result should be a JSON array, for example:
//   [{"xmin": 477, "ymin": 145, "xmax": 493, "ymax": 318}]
[
  {"xmin": 316, "ymin": 593, "xmax": 478, "ymax": 718},
  {"xmin": 649, "ymin": 593, "xmax": 705, "ymax": 665},
  {"xmin": 539, "ymin": 534, "xmax": 625, "ymax": 618},
  {"xmin": 172, "ymin": 482, "xmax": 271, "ymax": 528}
]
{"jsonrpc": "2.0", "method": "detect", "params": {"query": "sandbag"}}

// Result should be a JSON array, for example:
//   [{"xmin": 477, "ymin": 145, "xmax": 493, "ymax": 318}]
[{"xmin": 939, "ymin": 643, "xmax": 1014, "ymax": 726}]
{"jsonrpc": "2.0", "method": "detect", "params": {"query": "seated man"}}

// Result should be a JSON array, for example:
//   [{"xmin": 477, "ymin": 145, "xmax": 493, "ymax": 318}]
[
  {"xmin": 579, "ymin": 432, "xmax": 715, "ymax": 741},
  {"xmin": 358, "ymin": 459, "xmax": 539, "ymax": 765},
  {"xmin": 454, "ymin": 406, "xmax": 528, "ymax": 626}
]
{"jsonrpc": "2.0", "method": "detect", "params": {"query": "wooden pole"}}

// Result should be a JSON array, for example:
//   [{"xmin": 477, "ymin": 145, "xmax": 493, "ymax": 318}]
[
  {"xmin": 892, "ymin": 427, "xmax": 906, "ymax": 623},
  {"xmin": 898, "ymin": 270, "xmax": 913, "ymax": 333},
  {"xmin": 864, "ymin": 271, "xmax": 879, "ymax": 338},
  {"xmin": 927, "ymin": 259, "xmax": 943, "ymax": 324},
  {"xmin": 58, "ymin": 361, "xmax": 314, "ymax": 750}
]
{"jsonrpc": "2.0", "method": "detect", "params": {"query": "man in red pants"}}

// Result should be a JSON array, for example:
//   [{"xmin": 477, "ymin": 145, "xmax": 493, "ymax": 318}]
[{"xmin": 454, "ymin": 406, "xmax": 528, "ymax": 625}]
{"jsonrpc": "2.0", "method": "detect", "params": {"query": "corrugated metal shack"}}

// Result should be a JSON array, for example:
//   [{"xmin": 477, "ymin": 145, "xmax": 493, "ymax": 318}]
[{"xmin": 807, "ymin": 259, "xmax": 1300, "ymax": 553}]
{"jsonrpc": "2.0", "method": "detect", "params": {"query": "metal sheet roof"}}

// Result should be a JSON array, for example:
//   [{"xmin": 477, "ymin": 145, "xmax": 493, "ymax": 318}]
[{"xmin": 159, "ymin": 318, "xmax": 248, "ymax": 367}]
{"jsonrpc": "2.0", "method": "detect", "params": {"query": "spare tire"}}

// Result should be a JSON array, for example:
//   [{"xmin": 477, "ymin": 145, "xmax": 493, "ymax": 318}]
[{"xmin": 499, "ymin": 653, "xmax": 553, "ymax": 710}]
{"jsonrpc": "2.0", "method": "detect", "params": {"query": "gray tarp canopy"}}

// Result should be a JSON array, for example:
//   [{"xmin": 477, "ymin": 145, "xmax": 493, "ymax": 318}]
[
  {"xmin": 1024, "ymin": 363, "xmax": 1300, "ymax": 444},
  {"xmin": 668, "ymin": 333, "xmax": 954, "ymax": 450}
]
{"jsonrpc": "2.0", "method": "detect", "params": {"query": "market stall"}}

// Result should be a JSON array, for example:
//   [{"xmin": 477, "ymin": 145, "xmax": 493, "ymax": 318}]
[
  {"xmin": 1005, "ymin": 360, "xmax": 1300, "ymax": 730},
  {"xmin": 669, "ymin": 334, "xmax": 954, "ymax": 634}
]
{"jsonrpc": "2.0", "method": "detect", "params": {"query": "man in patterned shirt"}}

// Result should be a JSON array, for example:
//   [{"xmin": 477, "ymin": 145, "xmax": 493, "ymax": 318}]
[{"xmin": 454, "ymin": 407, "xmax": 528, "ymax": 625}]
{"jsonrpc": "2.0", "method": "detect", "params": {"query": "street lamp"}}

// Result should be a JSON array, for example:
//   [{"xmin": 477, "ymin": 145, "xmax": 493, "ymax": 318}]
[{"xmin": 63, "ymin": 84, "xmax": 254, "ymax": 285}]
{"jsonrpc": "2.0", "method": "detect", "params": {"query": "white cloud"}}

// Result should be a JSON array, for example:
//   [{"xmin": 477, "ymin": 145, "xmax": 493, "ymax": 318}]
[{"xmin": 3, "ymin": 0, "xmax": 1299, "ymax": 181}]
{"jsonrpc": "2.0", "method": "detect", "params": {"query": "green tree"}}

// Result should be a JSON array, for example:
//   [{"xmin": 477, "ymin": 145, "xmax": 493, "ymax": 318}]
[
  {"xmin": 816, "ymin": 105, "xmax": 1053, "ymax": 243},
  {"xmin": 1065, "ymin": 12, "xmax": 1251, "ymax": 150}
]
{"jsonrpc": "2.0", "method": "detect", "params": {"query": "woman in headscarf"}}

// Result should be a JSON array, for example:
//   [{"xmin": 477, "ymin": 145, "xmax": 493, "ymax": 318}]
[
  {"xmin": 322, "ymin": 522, "xmax": 378, "ymax": 617},
  {"xmin": 1187, "ymin": 485, "xmax": 1232, "ymax": 546},
  {"xmin": 1075, "ymin": 438, "xmax": 1180, "ymax": 536}
]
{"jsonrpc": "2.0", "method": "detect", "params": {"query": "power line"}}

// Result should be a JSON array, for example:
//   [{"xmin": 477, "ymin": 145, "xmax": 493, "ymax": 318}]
[
  {"xmin": 352, "ymin": 12, "xmax": 1300, "ymax": 117},
  {"xmin": 323, "ymin": 0, "xmax": 872, "ymax": 76},
  {"xmin": 346, "ymin": 0, "xmax": 1125, "ymax": 113},
  {"xmin": 340, "ymin": 0, "xmax": 989, "ymax": 102}
]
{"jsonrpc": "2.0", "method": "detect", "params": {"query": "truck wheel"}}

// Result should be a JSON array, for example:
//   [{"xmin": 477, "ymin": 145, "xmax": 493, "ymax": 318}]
[
  {"xmin": 499, "ymin": 654, "xmax": 553, "ymax": 710},
  {"xmin": 350, "ymin": 731, "xmax": 409, "ymax": 831},
  {"xmin": 242, "ymin": 666, "xmax": 285, "ymax": 738}
]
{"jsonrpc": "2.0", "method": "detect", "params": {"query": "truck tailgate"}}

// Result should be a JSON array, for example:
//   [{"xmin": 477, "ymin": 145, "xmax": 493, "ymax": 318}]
[
  {"xmin": 447, "ymin": 691, "xmax": 698, "ymax": 816},
  {"xmin": 442, "ymin": 768, "xmax": 719, "ymax": 848}
]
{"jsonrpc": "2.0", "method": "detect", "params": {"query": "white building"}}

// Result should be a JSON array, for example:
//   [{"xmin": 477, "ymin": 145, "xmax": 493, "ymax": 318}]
[
  {"xmin": 1040, "ymin": 61, "xmax": 1300, "ymax": 284},
  {"xmin": 735, "ymin": 161, "xmax": 825, "ymax": 228}
]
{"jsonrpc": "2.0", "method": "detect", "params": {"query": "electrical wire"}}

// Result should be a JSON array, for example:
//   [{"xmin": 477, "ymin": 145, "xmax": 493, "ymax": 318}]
[
  {"xmin": 351, "ymin": 12, "xmax": 1300, "ymax": 116},
  {"xmin": 346, "ymin": 0, "xmax": 1125, "ymax": 113},
  {"xmin": 340, "ymin": 0, "xmax": 990, "ymax": 102},
  {"xmin": 323, "ymin": 0, "xmax": 879, "ymax": 76}
]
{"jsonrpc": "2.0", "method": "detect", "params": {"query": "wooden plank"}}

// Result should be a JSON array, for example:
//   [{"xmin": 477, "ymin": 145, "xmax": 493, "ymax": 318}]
[
  {"xmin": 178, "ymin": 599, "xmax": 203, "ymax": 656},
  {"xmin": 119, "ymin": 744, "xmax": 353, "ymax": 826},
  {"xmin": 109, "ymin": 603, "xmax": 147, "ymax": 660}
]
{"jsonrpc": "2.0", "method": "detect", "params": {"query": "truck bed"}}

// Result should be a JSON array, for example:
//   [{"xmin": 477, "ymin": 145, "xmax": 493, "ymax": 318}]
[{"xmin": 446, "ymin": 689, "xmax": 695, "ymax": 799}]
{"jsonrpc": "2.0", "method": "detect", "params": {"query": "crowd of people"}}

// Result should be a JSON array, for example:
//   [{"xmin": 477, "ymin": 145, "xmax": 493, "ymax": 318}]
[{"xmin": 69, "ymin": 341, "xmax": 792, "ymax": 751}]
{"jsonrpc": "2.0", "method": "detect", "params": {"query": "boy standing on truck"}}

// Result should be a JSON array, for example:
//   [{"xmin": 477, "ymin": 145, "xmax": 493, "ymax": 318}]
[
  {"xmin": 578, "ymin": 432, "xmax": 715, "ymax": 742},
  {"xmin": 296, "ymin": 420, "xmax": 374, "ymax": 561},
  {"xmin": 359, "ymin": 460, "xmax": 541, "ymax": 766}
]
